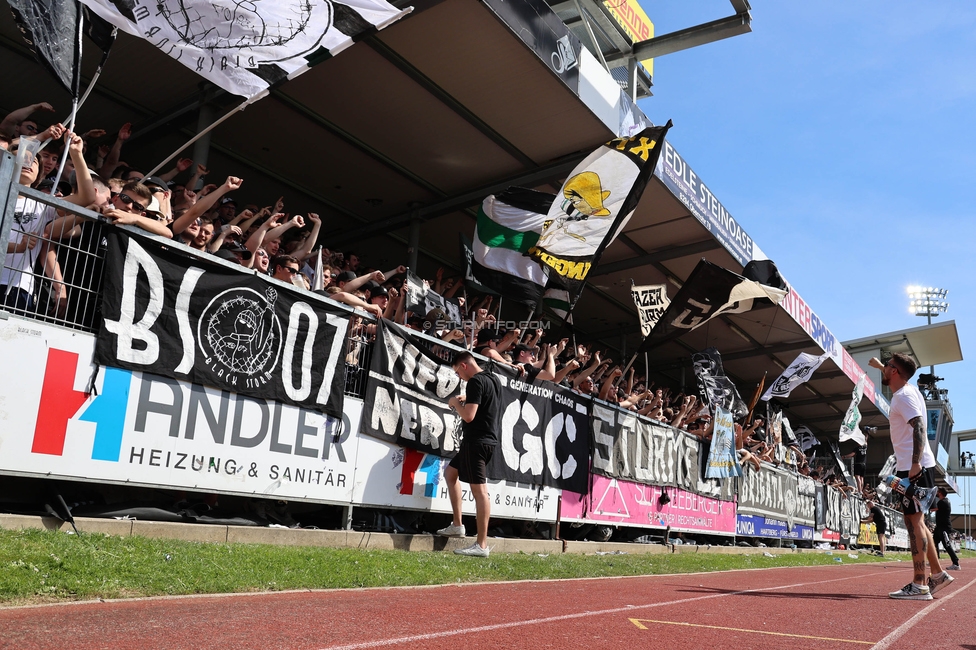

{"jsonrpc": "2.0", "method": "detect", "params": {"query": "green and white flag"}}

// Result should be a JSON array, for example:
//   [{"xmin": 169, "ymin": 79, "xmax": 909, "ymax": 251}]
[
  {"xmin": 839, "ymin": 374, "xmax": 866, "ymax": 446},
  {"xmin": 471, "ymin": 187, "xmax": 551, "ymax": 306}
]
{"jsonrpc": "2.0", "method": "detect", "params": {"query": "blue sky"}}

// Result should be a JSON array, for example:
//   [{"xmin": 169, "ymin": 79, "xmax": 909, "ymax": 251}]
[{"xmin": 635, "ymin": 1, "xmax": 976, "ymax": 514}]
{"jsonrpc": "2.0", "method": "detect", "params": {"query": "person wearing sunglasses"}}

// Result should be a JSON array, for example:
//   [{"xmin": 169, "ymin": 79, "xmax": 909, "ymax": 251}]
[
  {"xmin": 270, "ymin": 254, "xmax": 302, "ymax": 283},
  {"xmin": 103, "ymin": 182, "xmax": 173, "ymax": 238}
]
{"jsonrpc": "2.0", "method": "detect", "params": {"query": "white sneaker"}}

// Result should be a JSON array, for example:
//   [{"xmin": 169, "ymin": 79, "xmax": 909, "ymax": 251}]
[
  {"xmin": 889, "ymin": 582, "xmax": 932, "ymax": 600},
  {"xmin": 454, "ymin": 542, "xmax": 490, "ymax": 557},
  {"xmin": 436, "ymin": 524, "xmax": 465, "ymax": 537},
  {"xmin": 928, "ymin": 571, "xmax": 955, "ymax": 595},
  {"xmin": 946, "ymin": 564, "xmax": 961, "ymax": 571}
]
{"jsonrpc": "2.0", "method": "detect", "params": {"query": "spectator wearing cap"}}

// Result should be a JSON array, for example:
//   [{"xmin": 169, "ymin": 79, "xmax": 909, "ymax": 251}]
[
  {"xmin": 366, "ymin": 283, "xmax": 399, "ymax": 320},
  {"xmin": 142, "ymin": 175, "xmax": 173, "ymax": 220},
  {"xmin": 214, "ymin": 242, "xmax": 252, "ymax": 266},
  {"xmin": 216, "ymin": 196, "xmax": 237, "ymax": 225},
  {"xmin": 103, "ymin": 182, "xmax": 172, "ymax": 238}
]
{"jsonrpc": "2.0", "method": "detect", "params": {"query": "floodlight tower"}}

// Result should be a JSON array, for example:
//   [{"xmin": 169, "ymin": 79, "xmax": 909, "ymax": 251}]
[{"xmin": 907, "ymin": 286, "xmax": 948, "ymax": 375}]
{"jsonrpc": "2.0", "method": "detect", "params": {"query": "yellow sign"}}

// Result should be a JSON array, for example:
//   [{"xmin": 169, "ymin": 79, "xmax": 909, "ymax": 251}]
[
  {"xmin": 859, "ymin": 523, "xmax": 880, "ymax": 546},
  {"xmin": 603, "ymin": 0, "xmax": 655, "ymax": 75}
]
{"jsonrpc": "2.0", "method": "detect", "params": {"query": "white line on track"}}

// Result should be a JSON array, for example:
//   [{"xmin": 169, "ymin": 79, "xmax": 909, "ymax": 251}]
[
  {"xmin": 870, "ymin": 576, "xmax": 976, "ymax": 650},
  {"xmin": 319, "ymin": 569, "xmax": 891, "ymax": 650}
]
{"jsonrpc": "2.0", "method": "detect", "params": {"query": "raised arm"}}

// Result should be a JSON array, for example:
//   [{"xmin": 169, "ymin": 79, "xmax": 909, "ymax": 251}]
[
  {"xmin": 0, "ymin": 101, "xmax": 53, "ymax": 137},
  {"xmin": 170, "ymin": 176, "xmax": 242, "ymax": 235}
]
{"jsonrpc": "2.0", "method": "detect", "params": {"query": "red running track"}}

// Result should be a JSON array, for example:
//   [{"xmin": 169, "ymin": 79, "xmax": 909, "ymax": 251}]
[{"xmin": 1, "ymin": 562, "xmax": 973, "ymax": 649}]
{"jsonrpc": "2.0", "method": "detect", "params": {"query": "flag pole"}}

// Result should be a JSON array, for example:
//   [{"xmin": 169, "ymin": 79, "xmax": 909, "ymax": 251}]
[
  {"xmin": 49, "ymin": 4, "xmax": 85, "ymax": 192},
  {"xmin": 144, "ymin": 94, "xmax": 260, "ymax": 177}
]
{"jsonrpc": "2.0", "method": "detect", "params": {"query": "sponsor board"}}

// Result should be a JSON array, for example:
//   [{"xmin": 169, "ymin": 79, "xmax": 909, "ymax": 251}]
[
  {"xmin": 736, "ymin": 514, "xmax": 813, "ymax": 540},
  {"xmin": 560, "ymin": 474, "xmax": 736, "ymax": 535},
  {"xmin": 0, "ymin": 317, "xmax": 356, "ymax": 503},
  {"xmin": 655, "ymin": 141, "xmax": 755, "ymax": 266},
  {"xmin": 352, "ymin": 434, "xmax": 559, "ymax": 521}
]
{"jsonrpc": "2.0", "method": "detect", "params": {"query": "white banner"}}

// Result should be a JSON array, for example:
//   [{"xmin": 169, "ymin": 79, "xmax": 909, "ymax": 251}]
[
  {"xmin": 79, "ymin": 0, "xmax": 410, "ymax": 98},
  {"xmin": 761, "ymin": 351, "xmax": 829, "ymax": 401},
  {"xmin": 631, "ymin": 283, "xmax": 669, "ymax": 337},
  {"xmin": 0, "ymin": 316, "xmax": 358, "ymax": 503},
  {"xmin": 352, "ymin": 435, "xmax": 560, "ymax": 521}
]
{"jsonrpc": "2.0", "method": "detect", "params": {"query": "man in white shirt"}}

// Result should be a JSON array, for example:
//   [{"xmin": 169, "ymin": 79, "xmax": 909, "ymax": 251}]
[{"xmin": 868, "ymin": 353, "xmax": 952, "ymax": 600}]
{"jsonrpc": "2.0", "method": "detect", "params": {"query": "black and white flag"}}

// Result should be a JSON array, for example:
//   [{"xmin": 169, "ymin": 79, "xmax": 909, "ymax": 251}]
[
  {"xmin": 404, "ymin": 270, "xmax": 463, "ymax": 328},
  {"xmin": 693, "ymin": 347, "xmax": 747, "ymax": 420},
  {"xmin": 96, "ymin": 231, "xmax": 348, "ymax": 417},
  {"xmin": 78, "ymin": 0, "xmax": 410, "ymax": 98},
  {"xmin": 361, "ymin": 319, "xmax": 465, "ymax": 457},
  {"xmin": 361, "ymin": 320, "xmax": 590, "ymax": 492},
  {"xmin": 636, "ymin": 259, "xmax": 788, "ymax": 355},
  {"xmin": 631, "ymin": 283, "xmax": 669, "ymax": 337},
  {"xmin": 761, "ymin": 351, "xmax": 829, "ymax": 401}
]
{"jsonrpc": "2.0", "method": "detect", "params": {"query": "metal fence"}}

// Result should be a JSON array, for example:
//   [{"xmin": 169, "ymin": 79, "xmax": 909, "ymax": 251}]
[{"xmin": 0, "ymin": 149, "xmax": 379, "ymax": 399}]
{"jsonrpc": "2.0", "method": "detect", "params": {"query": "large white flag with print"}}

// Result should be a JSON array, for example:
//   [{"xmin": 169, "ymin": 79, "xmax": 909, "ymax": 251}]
[
  {"xmin": 79, "ymin": 0, "xmax": 410, "ymax": 98},
  {"xmin": 761, "ymin": 351, "xmax": 830, "ymax": 401}
]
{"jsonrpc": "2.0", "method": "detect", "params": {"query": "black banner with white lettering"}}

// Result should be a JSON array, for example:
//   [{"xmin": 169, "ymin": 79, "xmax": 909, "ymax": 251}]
[
  {"xmin": 486, "ymin": 367, "xmax": 590, "ymax": 494},
  {"xmin": 96, "ymin": 231, "xmax": 348, "ymax": 417},
  {"xmin": 589, "ymin": 401, "xmax": 734, "ymax": 501},
  {"xmin": 737, "ymin": 462, "xmax": 802, "ymax": 529},
  {"xmin": 361, "ymin": 319, "xmax": 466, "ymax": 457}
]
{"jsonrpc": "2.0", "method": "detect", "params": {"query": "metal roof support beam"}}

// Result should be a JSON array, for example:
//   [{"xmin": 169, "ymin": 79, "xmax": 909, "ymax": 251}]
[
  {"xmin": 632, "ymin": 2, "xmax": 752, "ymax": 60},
  {"xmin": 325, "ymin": 150, "xmax": 587, "ymax": 247},
  {"xmin": 364, "ymin": 36, "xmax": 538, "ymax": 168},
  {"xmin": 589, "ymin": 239, "xmax": 722, "ymax": 276}
]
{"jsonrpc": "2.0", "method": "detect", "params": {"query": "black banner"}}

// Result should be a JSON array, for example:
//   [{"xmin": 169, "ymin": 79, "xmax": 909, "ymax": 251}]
[
  {"xmin": 487, "ymin": 368, "xmax": 590, "ymax": 494},
  {"xmin": 96, "ymin": 232, "xmax": 348, "ymax": 417},
  {"xmin": 737, "ymin": 462, "xmax": 802, "ymax": 529},
  {"xmin": 589, "ymin": 401, "xmax": 735, "ymax": 501},
  {"xmin": 361, "ymin": 319, "xmax": 465, "ymax": 457},
  {"xmin": 362, "ymin": 320, "xmax": 589, "ymax": 492}
]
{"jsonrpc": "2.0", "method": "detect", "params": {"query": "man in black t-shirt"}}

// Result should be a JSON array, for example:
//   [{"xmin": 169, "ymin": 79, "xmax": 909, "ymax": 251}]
[
  {"xmin": 862, "ymin": 500, "xmax": 888, "ymax": 556},
  {"xmin": 436, "ymin": 352, "xmax": 500, "ymax": 557},
  {"xmin": 931, "ymin": 488, "xmax": 960, "ymax": 570}
]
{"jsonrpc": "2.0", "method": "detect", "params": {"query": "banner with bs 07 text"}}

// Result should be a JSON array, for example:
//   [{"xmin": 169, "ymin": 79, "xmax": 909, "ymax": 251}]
[{"xmin": 96, "ymin": 231, "xmax": 348, "ymax": 418}]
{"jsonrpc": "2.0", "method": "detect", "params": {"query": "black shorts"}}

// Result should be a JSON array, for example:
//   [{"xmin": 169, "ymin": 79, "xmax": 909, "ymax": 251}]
[
  {"xmin": 449, "ymin": 439, "xmax": 495, "ymax": 485},
  {"xmin": 894, "ymin": 467, "xmax": 935, "ymax": 516}
]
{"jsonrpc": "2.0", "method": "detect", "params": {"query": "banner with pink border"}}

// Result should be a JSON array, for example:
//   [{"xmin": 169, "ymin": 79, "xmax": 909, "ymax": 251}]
[{"xmin": 562, "ymin": 474, "xmax": 736, "ymax": 534}]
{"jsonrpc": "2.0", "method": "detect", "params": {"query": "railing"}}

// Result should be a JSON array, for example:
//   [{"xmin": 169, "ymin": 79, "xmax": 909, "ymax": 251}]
[{"xmin": 0, "ymin": 149, "xmax": 378, "ymax": 399}]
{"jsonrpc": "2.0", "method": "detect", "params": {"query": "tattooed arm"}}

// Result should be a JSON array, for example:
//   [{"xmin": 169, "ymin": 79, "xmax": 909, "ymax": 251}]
[{"xmin": 909, "ymin": 415, "xmax": 925, "ymax": 477}]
